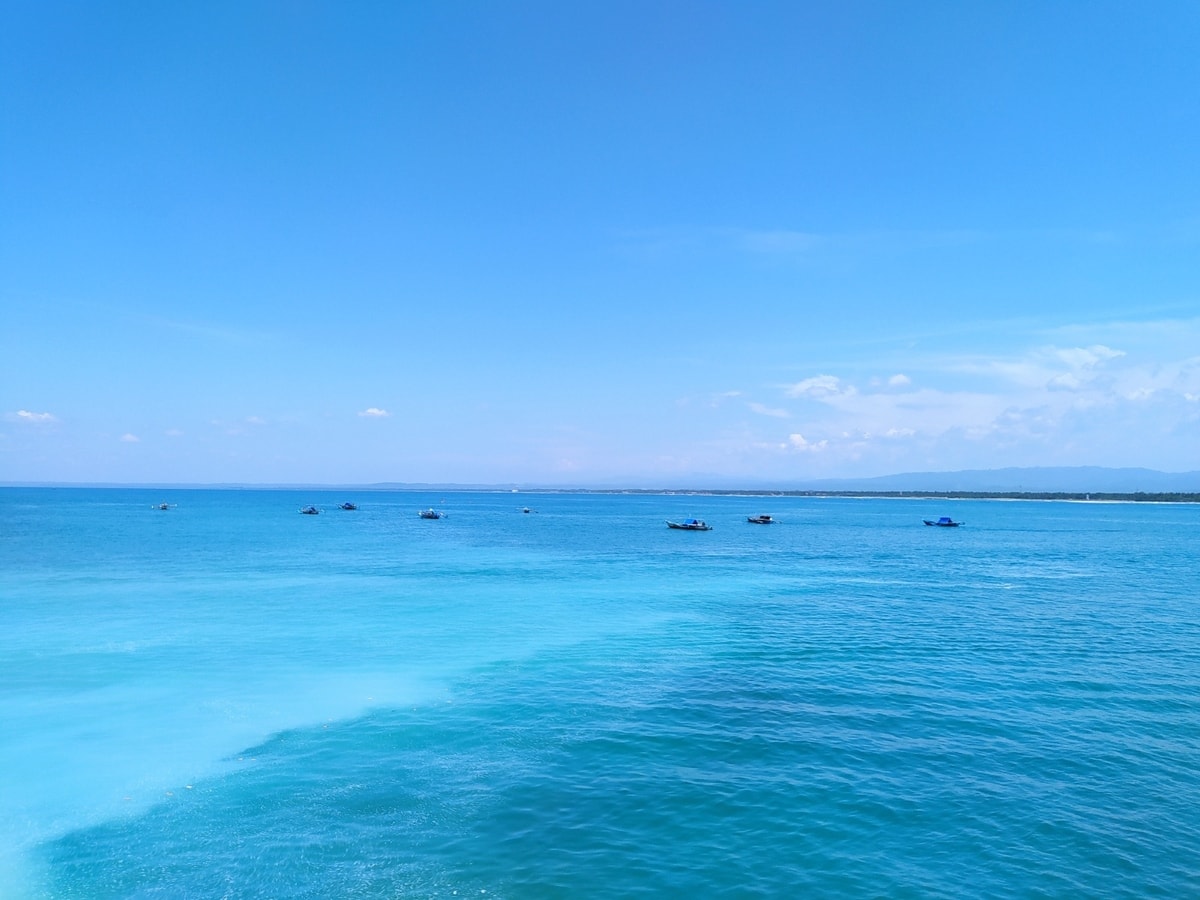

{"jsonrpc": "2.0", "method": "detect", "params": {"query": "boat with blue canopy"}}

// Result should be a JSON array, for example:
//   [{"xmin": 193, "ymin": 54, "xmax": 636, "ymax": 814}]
[{"xmin": 923, "ymin": 516, "xmax": 962, "ymax": 527}]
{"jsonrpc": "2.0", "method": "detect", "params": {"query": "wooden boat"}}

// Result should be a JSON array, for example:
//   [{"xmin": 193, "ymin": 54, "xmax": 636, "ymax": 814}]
[
  {"xmin": 667, "ymin": 518, "xmax": 712, "ymax": 531},
  {"xmin": 923, "ymin": 516, "xmax": 962, "ymax": 527},
  {"xmin": 747, "ymin": 515, "xmax": 773, "ymax": 524}
]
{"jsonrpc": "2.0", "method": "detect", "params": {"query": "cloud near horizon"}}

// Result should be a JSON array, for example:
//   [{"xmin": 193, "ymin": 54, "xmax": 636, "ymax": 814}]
[
  {"xmin": 787, "ymin": 433, "xmax": 828, "ymax": 452},
  {"xmin": 754, "ymin": 340, "xmax": 1200, "ymax": 472},
  {"xmin": 358, "ymin": 407, "xmax": 391, "ymax": 418}
]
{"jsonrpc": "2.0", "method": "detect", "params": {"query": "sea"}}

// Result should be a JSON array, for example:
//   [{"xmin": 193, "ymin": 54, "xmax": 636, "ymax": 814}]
[{"xmin": 2, "ymin": 487, "xmax": 1198, "ymax": 898}]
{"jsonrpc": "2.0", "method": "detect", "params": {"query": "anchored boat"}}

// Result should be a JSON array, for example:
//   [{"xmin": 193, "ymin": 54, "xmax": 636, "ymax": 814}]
[{"xmin": 923, "ymin": 516, "xmax": 962, "ymax": 527}]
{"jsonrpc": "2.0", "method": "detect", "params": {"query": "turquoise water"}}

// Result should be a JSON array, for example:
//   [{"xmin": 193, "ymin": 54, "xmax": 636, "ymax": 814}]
[{"xmin": 2, "ymin": 488, "xmax": 1199, "ymax": 897}]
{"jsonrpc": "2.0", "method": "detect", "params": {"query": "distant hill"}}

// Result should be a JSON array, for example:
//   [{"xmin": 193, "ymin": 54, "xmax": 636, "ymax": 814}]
[{"xmin": 797, "ymin": 467, "xmax": 1200, "ymax": 494}]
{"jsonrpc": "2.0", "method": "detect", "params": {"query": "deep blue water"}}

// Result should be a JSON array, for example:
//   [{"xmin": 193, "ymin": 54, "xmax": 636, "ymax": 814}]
[{"xmin": 2, "ymin": 488, "xmax": 1199, "ymax": 897}]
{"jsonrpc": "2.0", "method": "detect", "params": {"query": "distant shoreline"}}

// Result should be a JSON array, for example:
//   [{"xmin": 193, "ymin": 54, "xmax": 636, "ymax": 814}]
[
  {"xmin": 3, "ymin": 484, "xmax": 1199, "ymax": 502},
  {"xmin": 541, "ymin": 489, "xmax": 1200, "ymax": 503}
]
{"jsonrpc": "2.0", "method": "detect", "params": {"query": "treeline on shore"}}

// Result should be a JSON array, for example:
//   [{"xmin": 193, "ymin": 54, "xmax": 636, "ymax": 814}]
[
  {"xmin": 796, "ymin": 491, "xmax": 1200, "ymax": 502},
  {"xmin": 555, "ymin": 489, "xmax": 1200, "ymax": 502}
]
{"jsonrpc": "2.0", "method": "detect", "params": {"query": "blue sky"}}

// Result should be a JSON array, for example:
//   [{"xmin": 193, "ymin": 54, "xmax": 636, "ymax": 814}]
[{"xmin": 3, "ymin": 2, "xmax": 1199, "ymax": 485}]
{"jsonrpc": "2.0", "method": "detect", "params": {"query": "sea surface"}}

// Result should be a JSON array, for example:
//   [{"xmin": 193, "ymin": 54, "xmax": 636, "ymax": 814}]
[{"xmin": 2, "ymin": 488, "xmax": 1199, "ymax": 898}]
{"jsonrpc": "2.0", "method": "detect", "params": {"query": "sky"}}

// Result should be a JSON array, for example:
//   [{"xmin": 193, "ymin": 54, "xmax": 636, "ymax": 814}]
[{"xmin": 3, "ymin": 1, "xmax": 1199, "ymax": 486}]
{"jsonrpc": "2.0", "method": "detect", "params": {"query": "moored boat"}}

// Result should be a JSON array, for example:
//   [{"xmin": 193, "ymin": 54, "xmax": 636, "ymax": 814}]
[
  {"xmin": 418, "ymin": 508, "xmax": 443, "ymax": 519},
  {"xmin": 339, "ymin": 502, "xmax": 357, "ymax": 510},
  {"xmin": 300, "ymin": 505, "xmax": 320, "ymax": 515},
  {"xmin": 667, "ymin": 518, "xmax": 712, "ymax": 531},
  {"xmin": 747, "ymin": 515, "xmax": 773, "ymax": 524},
  {"xmin": 923, "ymin": 516, "xmax": 962, "ymax": 527}
]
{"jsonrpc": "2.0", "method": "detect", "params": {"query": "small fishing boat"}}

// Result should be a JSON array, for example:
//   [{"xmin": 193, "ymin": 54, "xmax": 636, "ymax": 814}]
[
  {"xmin": 418, "ymin": 508, "xmax": 443, "ymax": 519},
  {"xmin": 339, "ymin": 502, "xmax": 358, "ymax": 510},
  {"xmin": 300, "ymin": 505, "xmax": 320, "ymax": 515},
  {"xmin": 923, "ymin": 516, "xmax": 962, "ymax": 527},
  {"xmin": 667, "ymin": 518, "xmax": 712, "ymax": 531},
  {"xmin": 156, "ymin": 503, "xmax": 171, "ymax": 510},
  {"xmin": 747, "ymin": 514, "xmax": 773, "ymax": 524}
]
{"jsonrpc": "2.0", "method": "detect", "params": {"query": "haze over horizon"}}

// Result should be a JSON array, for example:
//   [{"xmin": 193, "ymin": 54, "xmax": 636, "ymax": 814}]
[{"xmin": 4, "ymin": 4, "xmax": 1200, "ymax": 485}]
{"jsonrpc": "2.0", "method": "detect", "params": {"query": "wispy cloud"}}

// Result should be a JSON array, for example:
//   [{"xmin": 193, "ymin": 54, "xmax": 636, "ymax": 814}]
[
  {"xmin": 12, "ymin": 409, "xmax": 57, "ymax": 423},
  {"xmin": 120, "ymin": 433, "xmax": 140, "ymax": 443},
  {"xmin": 785, "ymin": 375, "xmax": 852, "ymax": 399},
  {"xmin": 616, "ymin": 223, "xmax": 1157, "ymax": 272},
  {"xmin": 358, "ymin": 407, "xmax": 391, "ymax": 418},
  {"xmin": 137, "ymin": 312, "xmax": 269, "ymax": 345},
  {"xmin": 738, "ymin": 229, "xmax": 823, "ymax": 255},
  {"xmin": 748, "ymin": 402, "xmax": 789, "ymax": 419}
]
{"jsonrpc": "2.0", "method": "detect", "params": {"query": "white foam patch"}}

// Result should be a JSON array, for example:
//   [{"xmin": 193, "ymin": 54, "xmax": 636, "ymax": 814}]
[{"xmin": 0, "ymin": 670, "xmax": 446, "ymax": 897}]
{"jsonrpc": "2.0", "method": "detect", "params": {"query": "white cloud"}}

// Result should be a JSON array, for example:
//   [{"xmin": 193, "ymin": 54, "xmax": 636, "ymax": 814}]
[
  {"xmin": 14, "ymin": 410, "xmax": 56, "ymax": 423},
  {"xmin": 962, "ymin": 343, "xmax": 1127, "ymax": 392},
  {"xmin": 1047, "ymin": 372, "xmax": 1083, "ymax": 391},
  {"xmin": 757, "ymin": 329, "xmax": 1200, "ymax": 474},
  {"xmin": 748, "ymin": 402, "xmax": 789, "ymax": 419},
  {"xmin": 1054, "ymin": 344, "xmax": 1124, "ymax": 369},
  {"xmin": 785, "ymin": 375, "xmax": 849, "ymax": 399},
  {"xmin": 358, "ymin": 407, "xmax": 391, "ymax": 418},
  {"xmin": 656, "ymin": 319, "xmax": 1200, "ymax": 479},
  {"xmin": 120, "ymin": 433, "xmax": 140, "ymax": 443},
  {"xmin": 787, "ymin": 433, "xmax": 828, "ymax": 452}
]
